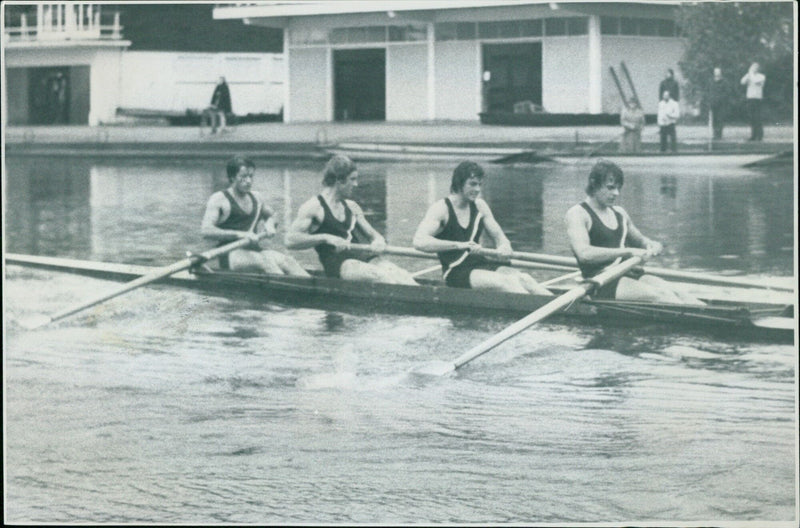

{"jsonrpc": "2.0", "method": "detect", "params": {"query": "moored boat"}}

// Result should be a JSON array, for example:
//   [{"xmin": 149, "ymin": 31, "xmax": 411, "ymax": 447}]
[
  {"xmin": 325, "ymin": 142, "xmax": 779, "ymax": 169},
  {"xmin": 6, "ymin": 253, "xmax": 794, "ymax": 343}
]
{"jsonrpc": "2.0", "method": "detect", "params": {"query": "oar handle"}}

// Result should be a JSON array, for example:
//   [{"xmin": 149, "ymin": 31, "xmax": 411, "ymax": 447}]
[{"xmin": 37, "ymin": 232, "xmax": 270, "ymax": 328}]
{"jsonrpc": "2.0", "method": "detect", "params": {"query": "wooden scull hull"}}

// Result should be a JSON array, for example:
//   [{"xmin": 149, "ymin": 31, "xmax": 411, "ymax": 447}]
[
  {"xmin": 326, "ymin": 143, "xmax": 779, "ymax": 169},
  {"xmin": 6, "ymin": 253, "xmax": 794, "ymax": 343}
]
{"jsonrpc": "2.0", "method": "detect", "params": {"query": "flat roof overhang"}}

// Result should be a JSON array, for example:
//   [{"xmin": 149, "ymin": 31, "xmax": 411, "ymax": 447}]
[{"xmin": 214, "ymin": 1, "xmax": 679, "ymax": 28}]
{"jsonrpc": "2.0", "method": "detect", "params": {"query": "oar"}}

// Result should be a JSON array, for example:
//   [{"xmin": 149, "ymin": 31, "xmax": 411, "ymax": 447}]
[
  {"xmin": 349, "ymin": 244, "xmax": 793, "ymax": 292},
  {"xmin": 347, "ymin": 244, "xmax": 576, "ymax": 272},
  {"xmin": 497, "ymin": 250, "xmax": 794, "ymax": 293},
  {"xmin": 416, "ymin": 256, "xmax": 644, "ymax": 376},
  {"xmin": 20, "ymin": 233, "xmax": 268, "ymax": 330}
]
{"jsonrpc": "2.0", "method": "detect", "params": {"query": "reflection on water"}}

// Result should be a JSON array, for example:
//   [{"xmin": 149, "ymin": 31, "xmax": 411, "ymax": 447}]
[{"xmin": 3, "ymin": 156, "xmax": 795, "ymax": 275}]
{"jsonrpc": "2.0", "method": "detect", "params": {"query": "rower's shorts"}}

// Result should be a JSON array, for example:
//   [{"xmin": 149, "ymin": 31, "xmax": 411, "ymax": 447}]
[
  {"xmin": 445, "ymin": 256, "xmax": 500, "ymax": 289},
  {"xmin": 590, "ymin": 266, "xmax": 646, "ymax": 299},
  {"xmin": 318, "ymin": 248, "xmax": 376, "ymax": 278}
]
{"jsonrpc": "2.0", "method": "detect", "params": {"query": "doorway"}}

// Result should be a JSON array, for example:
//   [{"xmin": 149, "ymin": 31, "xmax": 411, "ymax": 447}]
[
  {"xmin": 482, "ymin": 43, "xmax": 542, "ymax": 113},
  {"xmin": 26, "ymin": 66, "xmax": 90, "ymax": 125},
  {"xmin": 333, "ymin": 48, "xmax": 385, "ymax": 121}
]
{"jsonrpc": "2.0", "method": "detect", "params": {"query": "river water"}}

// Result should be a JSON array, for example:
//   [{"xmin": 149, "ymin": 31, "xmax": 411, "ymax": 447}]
[{"xmin": 3, "ymin": 156, "xmax": 797, "ymax": 524}]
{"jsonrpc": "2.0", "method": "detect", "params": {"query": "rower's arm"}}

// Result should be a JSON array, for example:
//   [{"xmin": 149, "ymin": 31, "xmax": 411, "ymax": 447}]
[
  {"xmin": 285, "ymin": 199, "xmax": 339, "ymax": 249},
  {"xmin": 201, "ymin": 193, "xmax": 254, "ymax": 242},
  {"xmin": 349, "ymin": 201, "xmax": 386, "ymax": 247},
  {"xmin": 254, "ymin": 193, "xmax": 276, "ymax": 237},
  {"xmin": 621, "ymin": 210, "xmax": 662, "ymax": 255},
  {"xmin": 476, "ymin": 199, "xmax": 512, "ymax": 255},
  {"xmin": 413, "ymin": 201, "xmax": 470, "ymax": 253},
  {"xmin": 566, "ymin": 206, "xmax": 643, "ymax": 264}
]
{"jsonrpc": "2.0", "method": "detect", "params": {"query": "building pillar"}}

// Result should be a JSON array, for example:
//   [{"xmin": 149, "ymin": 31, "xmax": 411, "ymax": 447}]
[
  {"xmin": 325, "ymin": 46, "xmax": 333, "ymax": 122},
  {"xmin": 426, "ymin": 22, "xmax": 435, "ymax": 121},
  {"xmin": 283, "ymin": 27, "xmax": 291, "ymax": 122},
  {"xmin": 588, "ymin": 15, "xmax": 602, "ymax": 113}
]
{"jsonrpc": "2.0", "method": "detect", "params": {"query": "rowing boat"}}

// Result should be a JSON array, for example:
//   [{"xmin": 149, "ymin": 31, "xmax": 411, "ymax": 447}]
[
  {"xmin": 6, "ymin": 253, "xmax": 794, "ymax": 343},
  {"xmin": 325, "ymin": 142, "xmax": 779, "ymax": 168}
]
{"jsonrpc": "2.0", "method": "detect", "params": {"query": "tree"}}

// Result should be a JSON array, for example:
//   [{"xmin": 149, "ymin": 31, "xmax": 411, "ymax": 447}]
[{"xmin": 677, "ymin": 2, "xmax": 794, "ymax": 122}]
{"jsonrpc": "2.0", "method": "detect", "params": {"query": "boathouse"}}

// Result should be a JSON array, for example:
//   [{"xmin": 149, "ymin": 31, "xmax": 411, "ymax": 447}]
[
  {"xmin": 214, "ymin": 1, "xmax": 686, "ymax": 123},
  {"xmin": 3, "ymin": 3, "xmax": 285, "ymax": 126}
]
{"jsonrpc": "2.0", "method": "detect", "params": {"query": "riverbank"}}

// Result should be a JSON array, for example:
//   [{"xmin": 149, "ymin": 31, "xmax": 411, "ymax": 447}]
[{"xmin": 4, "ymin": 121, "xmax": 794, "ymax": 159}]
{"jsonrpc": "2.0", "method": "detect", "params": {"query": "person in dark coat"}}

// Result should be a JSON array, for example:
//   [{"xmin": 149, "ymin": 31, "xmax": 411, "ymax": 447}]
[
  {"xmin": 708, "ymin": 67, "xmax": 727, "ymax": 140},
  {"xmin": 658, "ymin": 69, "xmax": 680, "ymax": 102},
  {"xmin": 208, "ymin": 76, "xmax": 232, "ymax": 133}
]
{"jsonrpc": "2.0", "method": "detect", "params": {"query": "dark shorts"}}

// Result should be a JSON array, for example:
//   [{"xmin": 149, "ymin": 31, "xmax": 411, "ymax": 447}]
[
  {"xmin": 319, "ymin": 249, "xmax": 376, "ymax": 278},
  {"xmin": 588, "ymin": 266, "xmax": 645, "ymax": 300},
  {"xmin": 444, "ymin": 257, "xmax": 500, "ymax": 289},
  {"xmin": 217, "ymin": 242, "xmax": 261, "ymax": 270}
]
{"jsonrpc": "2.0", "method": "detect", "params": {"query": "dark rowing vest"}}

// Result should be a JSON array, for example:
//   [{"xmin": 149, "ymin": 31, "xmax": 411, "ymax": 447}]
[
  {"xmin": 216, "ymin": 190, "xmax": 260, "ymax": 269},
  {"xmin": 577, "ymin": 202, "xmax": 627, "ymax": 278},
  {"xmin": 313, "ymin": 195, "xmax": 369, "ymax": 277},
  {"xmin": 434, "ymin": 198, "xmax": 488, "ymax": 280}
]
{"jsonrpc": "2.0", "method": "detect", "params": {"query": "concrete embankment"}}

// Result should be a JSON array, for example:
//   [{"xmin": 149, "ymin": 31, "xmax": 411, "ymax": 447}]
[{"xmin": 4, "ymin": 121, "xmax": 793, "ymax": 159}]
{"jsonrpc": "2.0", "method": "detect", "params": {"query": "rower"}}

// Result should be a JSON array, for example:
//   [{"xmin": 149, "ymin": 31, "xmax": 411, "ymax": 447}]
[
  {"xmin": 565, "ymin": 160, "xmax": 704, "ymax": 305},
  {"xmin": 201, "ymin": 156, "xmax": 309, "ymax": 276},
  {"xmin": 413, "ymin": 161, "xmax": 552, "ymax": 295},
  {"xmin": 285, "ymin": 155, "xmax": 417, "ymax": 285}
]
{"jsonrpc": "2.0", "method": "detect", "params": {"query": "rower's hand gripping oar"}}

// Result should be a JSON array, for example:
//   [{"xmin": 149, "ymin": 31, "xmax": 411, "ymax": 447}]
[
  {"xmin": 416, "ymin": 256, "xmax": 645, "ymax": 376},
  {"xmin": 19, "ymin": 232, "xmax": 269, "ymax": 330}
]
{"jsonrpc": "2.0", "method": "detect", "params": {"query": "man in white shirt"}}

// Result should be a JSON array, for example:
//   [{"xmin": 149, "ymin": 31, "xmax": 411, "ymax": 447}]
[
  {"xmin": 740, "ymin": 62, "xmax": 766, "ymax": 141},
  {"xmin": 657, "ymin": 90, "xmax": 680, "ymax": 152}
]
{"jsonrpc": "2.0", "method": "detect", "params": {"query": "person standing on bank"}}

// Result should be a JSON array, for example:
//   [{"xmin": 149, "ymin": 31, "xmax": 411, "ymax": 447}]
[
  {"xmin": 658, "ymin": 68, "xmax": 680, "ymax": 102},
  {"xmin": 657, "ymin": 90, "xmax": 680, "ymax": 153},
  {"xmin": 740, "ymin": 62, "xmax": 766, "ymax": 141},
  {"xmin": 286, "ymin": 155, "xmax": 417, "ymax": 285},
  {"xmin": 413, "ymin": 161, "xmax": 552, "ymax": 295},
  {"xmin": 209, "ymin": 76, "xmax": 232, "ymax": 134},
  {"xmin": 565, "ymin": 160, "xmax": 703, "ymax": 305},
  {"xmin": 201, "ymin": 156, "xmax": 309, "ymax": 276},
  {"xmin": 709, "ymin": 67, "xmax": 727, "ymax": 140},
  {"xmin": 620, "ymin": 98, "xmax": 645, "ymax": 153}
]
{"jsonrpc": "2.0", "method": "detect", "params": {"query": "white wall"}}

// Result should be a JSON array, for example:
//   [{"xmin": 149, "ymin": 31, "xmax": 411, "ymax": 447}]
[
  {"xmin": 601, "ymin": 36, "xmax": 686, "ymax": 114},
  {"xmin": 4, "ymin": 45, "xmax": 125, "ymax": 125},
  {"xmin": 288, "ymin": 47, "xmax": 329, "ymax": 122},
  {"xmin": 434, "ymin": 40, "xmax": 479, "ymax": 120},
  {"xmin": 386, "ymin": 44, "xmax": 428, "ymax": 121},
  {"xmin": 118, "ymin": 51, "xmax": 285, "ymax": 115},
  {"xmin": 542, "ymin": 37, "xmax": 591, "ymax": 113}
]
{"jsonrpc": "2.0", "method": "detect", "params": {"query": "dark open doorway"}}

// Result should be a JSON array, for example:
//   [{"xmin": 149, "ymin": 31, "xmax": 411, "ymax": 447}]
[
  {"xmin": 482, "ymin": 43, "xmax": 542, "ymax": 113},
  {"xmin": 25, "ymin": 66, "xmax": 90, "ymax": 125},
  {"xmin": 334, "ymin": 48, "xmax": 385, "ymax": 121}
]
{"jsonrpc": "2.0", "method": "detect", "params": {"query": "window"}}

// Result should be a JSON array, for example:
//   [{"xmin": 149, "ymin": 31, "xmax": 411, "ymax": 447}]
[
  {"xmin": 657, "ymin": 19, "xmax": 676, "ymax": 37},
  {"xmin": 388, "ymin": 24, "xmax": 426, "ymax": 42},
  {"xmin": 519, "ymin": 19, "xmax": 542, "ymax": 37},
  {"xmin": 544, "ymin": 18, "xmax": 566, "ymax": 36},
  {"xmin": 620, "ymin": 17, "xmax": 638, "ymax": 35},
  {"xmin": 638, "ymin": 19, "xmax": 657, "ymax": 36},
  {"xmin": 600, "ymin": 16, "xmax": 618, "ymax": 35},
  {"xmin": 435, "ymin": 23, "xmax": 457, "ymax": 41},
  {"xmin": 567, "ymin": 17, "xmax": 588, "ymax": 35},
  {"xmin": 456, "ymin": 22, "xmax": 476, "ymax": 40},
  {"xmin": 478, "ymin": 21, "xmax": 499, "ymax": 38}
]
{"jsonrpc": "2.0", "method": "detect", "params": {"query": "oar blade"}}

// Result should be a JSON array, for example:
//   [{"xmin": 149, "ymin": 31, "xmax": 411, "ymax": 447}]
[
  {"xmin": 17, "ymin": 314, "xmax": 54, "ymax": 331},
  {"xmin": 412, "ymin": 360, "xmax": 456, "ymax": 377}
]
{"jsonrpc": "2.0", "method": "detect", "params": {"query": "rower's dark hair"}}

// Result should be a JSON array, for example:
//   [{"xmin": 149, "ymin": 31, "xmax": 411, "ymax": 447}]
[
  {"xmin": 322, "ymin": 155, "xmax": 357, "ymax": 186},
  {"xmin": 226, "ymin": 156, "xmax": 255, "ymax": 182},
  {"xmin": 451, "ymin": 161, "xmax": 485, "ymax": 193},
  {"xmin": 586, "ymin": 160, "xmax": 624, "ymax": 195}
]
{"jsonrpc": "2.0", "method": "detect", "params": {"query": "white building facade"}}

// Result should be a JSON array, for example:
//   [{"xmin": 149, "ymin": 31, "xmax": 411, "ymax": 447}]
[
  {"xmin": 214, "ymin": 1, "xmax": 686, "ymax": 123},
  {"xmin": 3, "ymin": 3, "xmax": 285, "ymax": 126}
]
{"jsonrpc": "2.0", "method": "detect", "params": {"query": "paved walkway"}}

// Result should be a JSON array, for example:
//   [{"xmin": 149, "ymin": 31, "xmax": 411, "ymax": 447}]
[{"xmin": 5, "ymin": 121, "xmax": 794, "ymax": 156}]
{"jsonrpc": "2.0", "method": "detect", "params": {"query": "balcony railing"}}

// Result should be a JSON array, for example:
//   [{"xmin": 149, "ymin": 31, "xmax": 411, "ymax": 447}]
[{"xmin": 4, "ymin": 4, "xmax": 124, "ymax": 43}]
